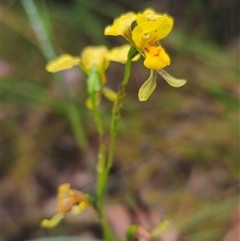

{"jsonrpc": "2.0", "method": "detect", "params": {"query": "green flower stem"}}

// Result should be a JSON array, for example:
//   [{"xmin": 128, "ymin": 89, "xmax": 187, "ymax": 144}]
[
  {"xmin": 107, "ymin": 56, "xmax": 132, "ymax": 172},
  {"xmin": 88, "ymin": 81, "xmax": 115, "ymax": 240},
  {"xmin": 96, "ymin": 143, "xmax": 115, "ymax": 241},
  {"xmin": 88, "ymin": 92, "xmax": 105, "ymax": 202},
  {"xmin": 90, "ymin": 93, "xmax": 104, "ymax": 137},
  {"xmin": 95, "ymin": 48, "xmax": 135, "ymax": 241},
  {"xmin": 21, "ymin": 0, "xmax": 87, "ymax": 148}
]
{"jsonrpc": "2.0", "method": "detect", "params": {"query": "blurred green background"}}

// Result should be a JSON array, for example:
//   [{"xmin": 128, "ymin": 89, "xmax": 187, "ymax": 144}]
[{"xmin": 2, "ymin": 0, "xmax": 239, "ymax": 241}]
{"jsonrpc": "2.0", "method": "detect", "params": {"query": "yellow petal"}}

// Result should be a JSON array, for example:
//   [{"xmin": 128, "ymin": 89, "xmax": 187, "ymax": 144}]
[
  {"xmin": 132, "ymin": 13, "xmax": 173, "ymax": 48},
  {"xmin": 85, "ymin": 92, "xmax": 101, "ymax": 109},
  {"xmin": 71, "ymin": 202, "xmax": 88, "ymax": 215},
  {"xmin": 104, "ymin": 12, "xmax": 136, "ymax": 37},
  {"xmin": 57, "ymin": 183, "xmax": 72, "ymax": 212},
  {"xmin": 46, "ymin": 54, "xmax": 80, "ymax": 73},
  {"xmin": 107, "ymin": 45, "xmax": 140, "ymax": 63},
  {"xmin": 41, "ymin": 213, "xmax": 64, "ymax": 229},
  {"xmin": 80, "ymin": 46, "xmax": 109, "ymax": 75},
  {"xmin": 155, "ymin": 15, "xmax": 174, "ymax": 40},
  {"xmin": 144, "ymin": 46, "xmax": 170, "ymax": 69},
  {"xmin": 157, "ymin": 69, "xmax": 187, "ymax": 87},
  {"xmin": 102, "ymin": 86, "xmax": 117, "ymax": 101},
  {"xmin": 132, "ymin": 22, "xmax": 159, "ymax": 48},
  {"xmin": 138, "ymin": 70, "xmax": 157, "ymax": 101},
  {"xmin": 136, "ymin": 9, "xmax": 158, "ymax": 24}
]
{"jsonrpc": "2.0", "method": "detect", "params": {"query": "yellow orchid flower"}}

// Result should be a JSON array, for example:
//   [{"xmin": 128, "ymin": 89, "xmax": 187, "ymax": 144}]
[
  {"xmin": 104, "ymin": 9, "xmax": 173, "ymax": 70},
  {"xmin": 45, "ymin": 45, "xmax": 137, "ymax": 76},
  {"xmin": 57, "ymin": 183, "xmax": 91, "ymax": 213},
  {"xmin": 132, "ymin": 10, "xmax": 173, "ymax": 70},
  {"xmin": 41, "ymin": 183, "xmax": 92, "ymax": 229},
  {"xmin": 45, "ymin": 45, "xmax": 138, "ymax": 106},
  {"xmin": 104, "ymin": 8, "xmax": 187, "ymax": 101}
]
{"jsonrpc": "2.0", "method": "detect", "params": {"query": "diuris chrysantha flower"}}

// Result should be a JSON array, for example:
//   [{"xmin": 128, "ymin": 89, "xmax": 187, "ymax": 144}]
[
  {"xmin": 105, "ymin": 8, "xmax": 186, "ymax": 101},
  {"xmin": 41, "ymin": 183, "xmax": 92, "ymax": 229},
  {"xmin": 132, "ymin": 10, "xmax": 173, "ymax": 70},
  {"xmin": 105, "ymin": 8, "xmax": 172, "ymax": 70},
  {"xmin": 46, "ymin": 45, "xmax": 137, "ymax": 76},
  {"xmin": 46, "ymin": 45, "xmax": 139, "ymax": 107}
]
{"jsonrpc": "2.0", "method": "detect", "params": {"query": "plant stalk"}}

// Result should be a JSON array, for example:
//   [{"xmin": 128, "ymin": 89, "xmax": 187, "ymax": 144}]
[{"xmin": 95, "ymin": 50, "xmax": 134, "ymax": 240}]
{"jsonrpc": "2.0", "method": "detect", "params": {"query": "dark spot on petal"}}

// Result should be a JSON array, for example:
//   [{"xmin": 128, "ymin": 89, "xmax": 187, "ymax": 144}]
[{"xmin": 131, "ymin": 20, "xmax": 137, "ymax": 31}]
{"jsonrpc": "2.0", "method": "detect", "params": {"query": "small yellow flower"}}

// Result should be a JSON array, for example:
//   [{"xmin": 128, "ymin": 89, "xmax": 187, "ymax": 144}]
[
  {"xmin": 41, "ymin": 183, "xmax": 92, "ymax": 229},
  {"xmin": 45, "ymin": 45, "xmax": 137, "ymax": 106},
  {"xmin": 45, "ymin": 45, "xmax": 137, "ymax": 77},
  {"xmin": 57, "ymin": 183, "xmax": 90, "ymax": 213}
]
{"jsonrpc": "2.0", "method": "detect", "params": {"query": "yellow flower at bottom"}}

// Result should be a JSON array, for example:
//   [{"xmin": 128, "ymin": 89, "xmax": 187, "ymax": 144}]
[
  {"xmin": 41, "ymin": 183, "xmax": 92, "ymax": 229},
  {"xmin": 57, "ymin": 183, "xmax": 90, "ymax": 213},
  {"xmin": 46, "ymin": 54, "xmax": 80, "ymax": 73}
]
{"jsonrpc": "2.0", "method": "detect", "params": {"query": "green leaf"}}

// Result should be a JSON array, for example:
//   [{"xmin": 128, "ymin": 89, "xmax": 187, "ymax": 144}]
[
  {"xmin": 26, "ymin": 237, "xmax": 102, "ymax": 241},
  {"xmin": 33, "ymin": 0, "xmax": 53, "ymax": 38}
]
